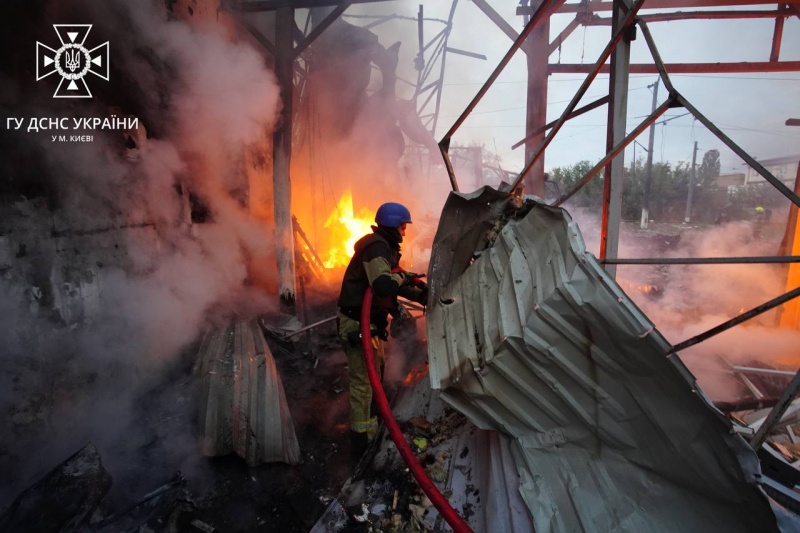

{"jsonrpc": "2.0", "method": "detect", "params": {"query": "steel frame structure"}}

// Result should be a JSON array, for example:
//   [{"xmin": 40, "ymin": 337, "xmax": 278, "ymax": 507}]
[
  {"xmin": 226, "ymin": 0, "xmax": 473, "ymax": 304},
  {"xmin": 434, "ymin": 0, "xmax": 800, "ymax": 448},
  {"xmin": 228, "ymin": 0, "xmax": 800, "ymax": 447}
]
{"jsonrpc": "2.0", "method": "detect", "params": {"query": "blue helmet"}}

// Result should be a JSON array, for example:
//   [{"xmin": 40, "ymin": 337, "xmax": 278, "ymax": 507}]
[{"xmin": 375, "ymin": 202, "xmax": 412, "ymax": 228}]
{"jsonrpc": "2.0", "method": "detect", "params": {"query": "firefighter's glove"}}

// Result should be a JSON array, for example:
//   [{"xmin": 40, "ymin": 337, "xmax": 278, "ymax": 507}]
[{"xmin": 404, "ymin": 272, "xmax": 425, "ymax": 287}]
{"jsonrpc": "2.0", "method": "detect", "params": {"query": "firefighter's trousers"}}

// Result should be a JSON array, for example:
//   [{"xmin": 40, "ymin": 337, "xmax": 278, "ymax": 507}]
[{"xmin": 338, "ymin": 312, "xmax": 385, "ymax": 441}]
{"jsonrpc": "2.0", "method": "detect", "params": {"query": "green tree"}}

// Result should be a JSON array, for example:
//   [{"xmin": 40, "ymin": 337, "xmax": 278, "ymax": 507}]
[
  {"xmin": 549, "ymin": 160, "xmax": 603, "ymax": 210},
  {"xmin": 622, "ymin": 159, "xmax": 678, "ymax": 222},
  {"xmin": 697, "ymin": 149, "xmax": 721, "ymax": 186},
  {"xmin": 550, "ymin": 157, "xmax": 721, "ymax": 223}
]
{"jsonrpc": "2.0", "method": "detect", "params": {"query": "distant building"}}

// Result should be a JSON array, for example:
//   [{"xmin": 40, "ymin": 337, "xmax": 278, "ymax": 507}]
[
  {"xmin": 743, "ymin": 154, "xmax": 800, "ymax": 187},
  {"xmin": 713, "ymin": 173, "xmax": 745, "ymax": 188}
]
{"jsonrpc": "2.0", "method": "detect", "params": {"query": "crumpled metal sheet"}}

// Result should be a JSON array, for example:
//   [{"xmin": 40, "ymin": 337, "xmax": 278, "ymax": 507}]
[
  {"xmin": 194, "ymin": 319, "xmax": 300, "ymax": 466},
  {"xmin": 427, "ymin": 187, "xmax": 778, "ymax": 532}
]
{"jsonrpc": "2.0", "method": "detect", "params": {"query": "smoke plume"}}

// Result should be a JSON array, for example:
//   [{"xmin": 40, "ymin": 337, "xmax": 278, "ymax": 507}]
[
  {"xmin": 0, "ymin": 0, "xmax": 281, "ymax": 503},
  {"xmin": 567, "ymin": 207, "xmax": 800, "ymax": 402}
]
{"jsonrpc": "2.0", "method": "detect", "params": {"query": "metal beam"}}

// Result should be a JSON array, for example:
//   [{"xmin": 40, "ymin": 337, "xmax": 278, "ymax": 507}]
[
  {"xmin": 439, "ymin": 140, "xmax": 460, "ymax": 191},
  {"xmin": 637, "ymin": 20, "xmax": 676, "ymax": 93},
  {"xmin": 230, "ymin": 0, "xmax": 390, "ymax": 11},
  {"xmin": 750, "ymin": 368, "xmax": 800, "ymax": 450},
  {"xmin": 549, "ymin": 61, "xmax": 800, "ymax": 73},
  {"xmin": 419, "ymin": 29, "xmax": 447, "ymax": 91},
  {"xmin": 471, "ymin": 0, "xmax": 520, "ymax": 42},
  {"xmin": 511, "ymin": 0, "xmax": 643, "ymax": 193},
  {"xmin": 601, "ymin": 256, "xmax": 800, "ymax": 264},
  {"xmin": 273, "ymin": 6, "xmax": 297, "ymax": 308},
  {"xmin": 675, "ymin": 92, "xmax": 800, "ymax": 208},
  {"xmin": 715, "ymin": 397, "xmax": 781, "ymax": 412},
  {"xmin": 414, "ymin": 4, "xmax": 424, "ymax": 105},
  {"xmin": 668, "ymin": 286, "xmax": 800, "ymax": 355},
  {"xmin": 585, "ymin": 9, "xmax": 796, "ymax": 23},
  {"xmin": 417, "ymin": 30, "xmax": 444, "ymax": 99},
  {"xmin": 362, "ymin": 14, "xmax": 396, "ymax": 30},
  {"xmin": 600, "ymin": 0, "xmax": 635, "ymax": 276},
  {"xmin": 771, "ymin": 4, "xmax": 787, "ymax": 62},
  {"xmin": 734, "ymin": 366, "xmax": 796, "ymax": 377},
  {"xmin": 523, "ymin": 0, "xmax": 551, "ymax": 197},
  {"xmin": 432, "ymin": 0, "xmax": 458, "ymax": 142},
  {"xmin": 549, "ymin": 14, "xmax": 585, "ymax": 56},
  {"xmin": 440, "ymin": 0, "xmax": 567, "ymax": 144},
  {"xmin": 293, "ymin": 2, "xmax": 350, "ymax": 58},
  {"xmin": 511, "ymin": 95, "xmax": 610, "ymax": 150},
  {"xmin": 444, "ymin": 46, "xmax": 487, "ymax": 60},
  {"xmin": 556, "ymin": 0, "xmax": 800, "ymax": 14},
  {"xmin": 236, "ymin": 15, "xmax": 275, "ymax": 55}
]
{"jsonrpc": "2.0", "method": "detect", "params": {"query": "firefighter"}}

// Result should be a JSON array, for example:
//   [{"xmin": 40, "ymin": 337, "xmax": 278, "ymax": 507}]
[
  {"xmin": 753, "ymin": 205, "xmax": 766, "ymax": 238},
  {"xmin": 337, "ymin": 202, "xmax": 428, "ymax": 450}
]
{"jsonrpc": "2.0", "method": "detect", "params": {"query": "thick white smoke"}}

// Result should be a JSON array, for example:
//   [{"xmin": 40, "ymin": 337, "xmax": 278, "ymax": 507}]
[
  {"xmin": 567, "ymin": 207, "xmax": 800, "ymax": 402},
  {"xmin": 0, "ymin": 0, "xmax": 282, "ymax": 502}
]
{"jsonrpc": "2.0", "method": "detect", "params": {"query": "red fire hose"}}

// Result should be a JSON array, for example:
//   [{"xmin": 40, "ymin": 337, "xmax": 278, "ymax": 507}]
[{"xmin": 360, "ymin": 288, "xmax": 473, "ymax": 533}]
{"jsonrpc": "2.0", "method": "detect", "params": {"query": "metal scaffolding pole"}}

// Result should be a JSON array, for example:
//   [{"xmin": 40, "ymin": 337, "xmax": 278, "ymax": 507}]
[
  {"xmin": 668, "ymin": 286, "xmax": 800, "ymax": 354},
  {"xmin": 549, "ymin": 61, "xmax": 800, "ymax": 73},
  {"xmin": 274, "ymin": 6, "xmax": 297, "ymax": 309},
  {"xmin": 750, "ymin": 368, "xmax": 800, "ymax": 450},
  {"xmin": 600, "ymin": 0, "xmax": 634, "ymax": 278},
  {"xmin": 512, "ymin": 0, "xmax": 644, "ymax": 193},
  {"xmin": 523, "ymin": 0, "xmax": 550, "ymax": 197},
  {"xmin": 601, "ymin": 256, "xmax": 800, "ymax": 264}
]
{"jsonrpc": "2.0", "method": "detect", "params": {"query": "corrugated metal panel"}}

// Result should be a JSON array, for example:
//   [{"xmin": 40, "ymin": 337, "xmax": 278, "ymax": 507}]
[
  {"xmin": 466, "ymin": 427, "xmax": 535, "ymax": 533},
  {"xmin": 194, "ymin": 319, "xmax": 300, "ymax": 466},
  {"xmin": 427, "ymin": 187, "xmax": 778, "ymax": 532}
]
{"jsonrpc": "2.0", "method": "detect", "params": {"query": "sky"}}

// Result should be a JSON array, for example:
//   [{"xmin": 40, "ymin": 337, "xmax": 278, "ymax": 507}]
[{"xmin": 345, "ymin": 1, "xmax": 800, "ymax": 176}]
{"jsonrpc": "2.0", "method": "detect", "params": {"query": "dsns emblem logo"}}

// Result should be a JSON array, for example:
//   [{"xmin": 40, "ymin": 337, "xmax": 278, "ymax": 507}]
[{"xmin": 36, "ymin": 25, "xmax": 109, "ymax": 98}]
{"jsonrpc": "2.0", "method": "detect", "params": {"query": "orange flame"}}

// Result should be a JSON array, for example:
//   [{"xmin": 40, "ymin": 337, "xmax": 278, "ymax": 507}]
[
  {"xmin": 403, "ymin": 362, "xmax": 429, "ymax": 386},
  {"xmin": 323, "ymin": 191, "xmax": 374, "ymax": 269}
]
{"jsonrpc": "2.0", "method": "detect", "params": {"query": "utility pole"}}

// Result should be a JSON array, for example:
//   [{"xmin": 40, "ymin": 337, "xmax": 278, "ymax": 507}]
[
  {"xmin": 685, "ymin": 141, "xmax": 699, "ymax": 223},
  {"xmin": 640, "ymin": 79, "xmax": 659, "ymax": 229}
]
